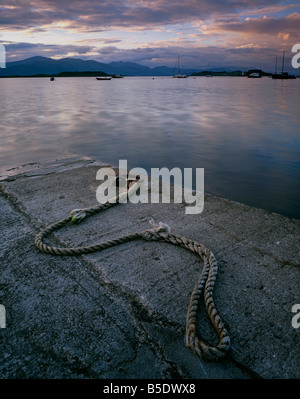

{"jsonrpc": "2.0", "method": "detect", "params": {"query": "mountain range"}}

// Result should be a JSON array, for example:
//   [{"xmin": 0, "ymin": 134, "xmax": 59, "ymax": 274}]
[{"xmin": 0, "ymin": 56, "xmax": 244, "ymax": 77}]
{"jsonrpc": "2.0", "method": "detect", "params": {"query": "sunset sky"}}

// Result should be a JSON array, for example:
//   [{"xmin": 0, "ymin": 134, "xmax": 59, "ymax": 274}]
[{"xmin": 0, "ymin": 1, "xmax": 299, "ymax": 71}]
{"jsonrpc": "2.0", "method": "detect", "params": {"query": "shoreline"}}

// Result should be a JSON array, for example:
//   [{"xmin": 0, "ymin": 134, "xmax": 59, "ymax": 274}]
[{"xmin": 1, "ymin": 155, "xmax": 299, "ymax": 222}]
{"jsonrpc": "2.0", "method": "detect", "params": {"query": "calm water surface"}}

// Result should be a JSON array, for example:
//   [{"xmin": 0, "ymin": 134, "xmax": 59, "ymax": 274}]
[{"xmin": 0, "ymin": 76, "xmax": 299, "ymax": 218}]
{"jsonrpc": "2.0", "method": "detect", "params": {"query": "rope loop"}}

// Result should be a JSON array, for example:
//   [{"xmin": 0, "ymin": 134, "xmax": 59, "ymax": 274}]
[{"xmin": 34, "ymin": 177, "xmax": 231, "ymax": 361}]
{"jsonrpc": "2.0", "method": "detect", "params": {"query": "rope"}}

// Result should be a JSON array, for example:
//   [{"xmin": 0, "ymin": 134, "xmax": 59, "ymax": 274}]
[{"xmin": 34, "ymin": 177, "xmax": 230, "ymax": 361}]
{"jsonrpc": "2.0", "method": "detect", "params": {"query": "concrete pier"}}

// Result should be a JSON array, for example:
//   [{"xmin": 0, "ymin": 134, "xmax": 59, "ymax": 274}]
[{"xmin": 0, "ymin": 156, "xmax": 299, "ymax": 379}]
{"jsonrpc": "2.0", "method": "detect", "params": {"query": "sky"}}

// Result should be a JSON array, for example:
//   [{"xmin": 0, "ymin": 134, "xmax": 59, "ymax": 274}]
[{"xmin": 0, "ymin": 0, "xmax": 299, "ymax": 71}]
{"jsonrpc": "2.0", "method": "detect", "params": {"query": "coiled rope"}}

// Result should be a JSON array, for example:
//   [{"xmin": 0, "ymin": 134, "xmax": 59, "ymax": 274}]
[{"xmin": 35, "ymin": 177, "xmax": 230, "ymax": 361}]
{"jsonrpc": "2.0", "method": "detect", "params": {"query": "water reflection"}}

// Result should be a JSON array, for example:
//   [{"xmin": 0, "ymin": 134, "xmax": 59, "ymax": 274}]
[{"xmin": 0, "ymin": 76, "xmax": 299, "ymax": 218}]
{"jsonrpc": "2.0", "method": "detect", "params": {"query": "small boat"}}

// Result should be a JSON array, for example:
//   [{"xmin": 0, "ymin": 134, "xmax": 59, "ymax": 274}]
[
  {"xmin": 173, "ymin": 74, "xmax": 188, "ymax": 78},
  {"xmin": 173, "ymin": 55, "xmax": 188, "ymax": 78},
  {"xmin": 272, "ymin": 52, "xmax": 296, "ymax": 80},
  {"xmin": 173, "ymin": 74, "xmax": 187, "ymax": 78},
  {"xmin": 50, "ymin": 76, "xmax": 55, "ymax": 81},
  {"xmin": 247, "ymin": 69, "xmax": 262, "ymax": 78},
  {"xmin": 96, "ymin": 76, "xmax": 112, "ymax": 80}
]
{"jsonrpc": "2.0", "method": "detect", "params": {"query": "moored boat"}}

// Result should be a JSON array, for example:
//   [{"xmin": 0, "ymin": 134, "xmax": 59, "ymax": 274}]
[
  {"xmin": 96, "ymin": 76, "xmax": 112, "ymax": 80},
  {"xmin": 247, "ymin": 69, "xmax": 262, "ymax": 78},
  {"xmin": 272, "ymin": 72, "xmax": 296, "ymax": 80},
  {"xmin": 272, "ymin": 52, "xmax": 296, "ymax": 79},
  {"xmin": 172, "ymin": 55, "xmax": 188, "ymax": 78}
]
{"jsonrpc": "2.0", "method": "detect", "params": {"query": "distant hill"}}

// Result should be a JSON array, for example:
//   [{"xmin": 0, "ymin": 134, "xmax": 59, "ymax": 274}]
[
  {"xmin": 0, "ymin": 56, "xmax": 212, "ymax": 77},
  {"xmin": 0, "ymin": 56, "xmax": 113, "ymax": 76}
]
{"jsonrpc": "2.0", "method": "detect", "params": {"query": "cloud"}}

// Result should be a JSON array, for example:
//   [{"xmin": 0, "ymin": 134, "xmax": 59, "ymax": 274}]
[
  {"xmin": 217, "ymin": 12, "xmax": 300, "ymax": 38},
  {"xmin": 1, "ymin": 41, "xmax": 96, "ymax": 60},
  {"xmin": 0, "ymin": 0, "xmax": 290, "ymax": 31}
]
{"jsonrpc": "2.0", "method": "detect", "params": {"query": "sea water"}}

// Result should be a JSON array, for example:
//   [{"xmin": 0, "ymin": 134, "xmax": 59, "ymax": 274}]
[{"xmin": 0, "ymin": 76, "xmax": 299, "ymax": 218}]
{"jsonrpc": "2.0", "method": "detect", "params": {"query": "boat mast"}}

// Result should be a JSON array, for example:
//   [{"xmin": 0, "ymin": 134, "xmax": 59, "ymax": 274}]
[
  {"xmin": 275, "ymin": 56, "xmax": 278, "ymax": 74},
  {"xmin": 281, "ymin": 51, "xmax": 285, "ymax": 74}
]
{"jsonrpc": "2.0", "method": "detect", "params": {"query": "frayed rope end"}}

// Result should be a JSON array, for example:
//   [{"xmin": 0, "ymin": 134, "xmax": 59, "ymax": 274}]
[{"xmin": 148, "ymin": 218, "xmax": 171, "ymax": 234}]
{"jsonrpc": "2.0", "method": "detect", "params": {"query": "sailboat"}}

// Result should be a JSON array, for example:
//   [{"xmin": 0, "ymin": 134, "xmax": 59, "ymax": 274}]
[
  {"xmin": 173, "ymin": 55, "xmax": 188, "ymax": 78},
  {"xmin": 205, "ymin": 64, "xmax": 213, "ymax": 77},
  {"xmin": 272, "ymin": 51, "xmax": 296, "ymax": 79}
]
